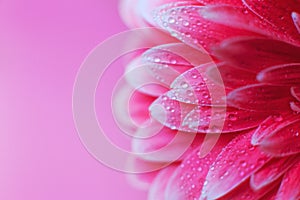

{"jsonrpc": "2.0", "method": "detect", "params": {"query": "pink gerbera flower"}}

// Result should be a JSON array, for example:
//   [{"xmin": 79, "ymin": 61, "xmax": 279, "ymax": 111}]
[{"xmin": 116, "ymin": 0, "xmax": 300, "ymax": 199}]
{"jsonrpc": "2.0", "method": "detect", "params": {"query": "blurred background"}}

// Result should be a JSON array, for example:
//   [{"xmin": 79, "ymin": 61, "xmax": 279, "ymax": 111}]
[{"xmin": 0, "ymin": 0, "xmax": 147, "ymax": 199}]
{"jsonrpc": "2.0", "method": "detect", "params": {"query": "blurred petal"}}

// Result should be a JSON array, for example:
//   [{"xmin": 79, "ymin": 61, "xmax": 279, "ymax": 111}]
[
  {"xmin": 153, "ymin": 5, "xmax": 259, "ymax": 51},
  {"xmin": 291, "ymin": 86, "xmax": 300, "ymax": 101},
  {"xmin": 290, "ymin": 101, "xmax": 300, "ymax": 112},
  {"xmin": 252, "ymin": 113, "xmax": 300, "ymax": 156},
  {"xmin": 275, "ymin": 160, "xmax": 300, "ymax": 200},
  {"xmin": 214, "ymin": 38, "xmax": 300, "ymax": 72},
  {"xmin": 242, "ymin": 0, "xmax": 300, "ymax": 44},
  {"xmin": 227, "ymin": 84, "xmax": 292, "ymax": 111},
  {"xmin": 197, "ymin": 0, "xmax": 243, "ymax": 6},
  {"xmin": 250, "ymin": 156, "xmax": 299, "ymax": 190},
  {"xmin": 132, "ymin": 120, "xmax": 205, "ymax": 162},
  {"xmin": 292, "ymin": 12, "xmax": 300, "ymax": 34},
  {"xmin": 170, "ymin": 62, "xmax": 229, "ymax": 106},
  {"xmin": 165, "ymin": 134, "xmax": 234, "ymax": 200},
  {"xmin": 148, "ymin": 165, "xmax": 178, "ymax": 200},
  {"xmin": 206, "ymin": 63, "xmax": 257, "ymax": 89},
  {"xmin": 201, "ymin": 130, "xmax": 271, "ymax": 199},
  {"xmin": 257, "ymin": 63, "xmax": 300, "ymax": 86}
]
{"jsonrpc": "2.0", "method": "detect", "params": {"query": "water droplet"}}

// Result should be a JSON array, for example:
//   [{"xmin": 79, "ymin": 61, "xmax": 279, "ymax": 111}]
[{"xmin": 168, "ymin": 17, "xmax": 176, "ymax": 24}]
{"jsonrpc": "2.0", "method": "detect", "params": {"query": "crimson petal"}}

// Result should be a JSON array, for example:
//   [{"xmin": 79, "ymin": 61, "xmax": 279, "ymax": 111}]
[
  {"xmin": 201, "ymin": 130, "xmax": 271, "ymax": 199},
  {"xmin": 291, "ymin": 86, "xmax": 300, "ymax": 102},
  {"xmin": 227, "ymin": 84, "xmax": 292, "ymax": 111},
  {"xmin": 214, "ymin": 38, "xmax": 300, "ymax": 73},
  {"xmin": 242, "ymin": 0, "xmax": 300, "ymax": 44},
  {"xmin": 275, "ymin": 160, "xmax": 300, "ymax": 200},
  {"xmin": 153, "ymin": 5, "xmax": 260, "ymax": 51},
  {"xmin": 252, "ymin": 113, "xmax": 300, "ymax": 156},
  {"xmin": 250, "ymin": 156, "xmax": 299, "ymax": 191},
  {"xmin": 257, "ymin": 63, "xmax": 300, "ymax": 86}
]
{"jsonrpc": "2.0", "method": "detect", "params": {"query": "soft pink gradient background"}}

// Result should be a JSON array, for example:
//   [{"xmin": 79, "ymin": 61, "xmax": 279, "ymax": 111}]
[{"xmin": 0, "ymin": 0, "xmax": 146, "ymax": 199}]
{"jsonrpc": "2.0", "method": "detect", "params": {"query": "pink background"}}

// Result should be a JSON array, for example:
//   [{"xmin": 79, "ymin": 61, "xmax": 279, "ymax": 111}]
[{"xmin": 0, "ymin": 0, "xmax": 147, "ymax": 199}]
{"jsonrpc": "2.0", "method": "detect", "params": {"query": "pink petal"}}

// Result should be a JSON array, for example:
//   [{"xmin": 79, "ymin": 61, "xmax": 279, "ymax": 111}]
[
  {"xmin": 218, "ymin": 179, "xmax": 281, "ymax": 200},
  {"xmin": 275, "ymin": 160, "xmax": 300, "ymax": 200},
  {"xmin": 252, "ymin": 114, "xmax": 298, "ymax": 146},
  {"xmin": 143, "ymin": 42, "xmax": 213, "ymax": 67},
  {"xmin": 257, "ymin": 63, "xmax": 300, "ymax": 86},
  {"xmin": 148, "ymin": 165, "xmax": 178, "ymax": 200},
  {"xmin": 149, "ymin": 92, "xmax": 196, "ymax": 131},
  {"xmin": 242, "ymin": 0, "xmax": 300, "ymax": 44},
  {"xmin": 250, "ymin": 156, "xmax": 299, "ymax": 190},
  {"xmin": 125, "ymin": 57, "xmax": 169, "ymax": 96},
  {"xmin": 227, "ymin": 84, "xmax": 292, "ymax": 111},
  {"xmin": 254, "ymin": 115, "xmax": 300, "ymax": 156},
  {"xmin": 165, "ymin": 134, "xmax": 234, "ymax": 200},
  {"xmin": 183, "ymin": 106, "xmax": 271, "ymax": 133},
  {"xmin": 214, "ymin": 38, "xmax": 300, "ymax": 73},
  {"xmin": 206, "ymin": 62, "xmax": 257, "ymax": 89},
  {"xmin": 153, "ymin": 5, "xmax": 260, "ymax": 51},
  {"xmin": 132, "ymin": 120, "xmax": 205, "ymax": 162},
  {"xmin": 169, "ymin": 62, "xmax": 229, "ymax": 106},
  {"xmin": 199, "ymin": 5, "xmax": 287, "ymax": 41},
  {"xmin": 291, "ymin": 86, "xmax": 300, "ymax": 102},
  {"xmin": 197, "ymin": 0, "xmax": 244, "ymax": 6},
  {"xmin": 112, "ymin": 80, "xmax": 155, "ymax": 133},
  {"xmin": 201, "ymin": 130, "xmax": 271, "ymax": 199},
  {"xmin": 292, "ymin": 12, "xmax": 300, "ymax": 34},
  {"xmin": 126, "ymin": 157, "xmax": 162, "ymax": 190},
  {"xmin": 290, "ymin": 101, "xmax": 300, "ymax": 113}
]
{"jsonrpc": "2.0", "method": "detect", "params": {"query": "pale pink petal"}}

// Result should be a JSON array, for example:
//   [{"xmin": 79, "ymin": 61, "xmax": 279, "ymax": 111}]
[
  {"xmin": 214, "ymin": 38, "xmax": 300, "ymax": 72},
  {"xmin": 125, "ymin": 57, "xmax": 169, "ymax": 96},
  {"xmin": 169, "ymin": 62, "xmax": 229, "ymax": 106},
  {"xmin": 206, "ymin": 63, "xmax": 257, "ymax": 89},
  {"xmin": 227, "ymin": 84, "xmax": 292, "ymax": 111},
  {"xmin": 201, "ymin": 130, "xmax": 271, "ymax": 199},
  {"xmin": 165, "ymin": 134, "xmax": 234, "ymax": 200},
  {"xmin": 242, "ymin": 0, "xmax": 300, "ymax": 44},
  {"xmin": 291, "ymin": 86, "xmax": 300, "ymax": 102},
  {"xmin": 275, "ymin": 160, "xmax": 300, "ymax": 200},
  {"xmin": 148, "ymin": 165, "xmax": 178, "ymax": 200},
  {"xmin": 143, "ymin": 42, "xmax": 212, "ymax": 67},
  {"xmin": 183, "ymin": 106, "xmax": 271, "ymax": 133},
  {"xmin": 132, "ymin": 120, "xmax": 205, "ymax": 162},
  {"xmin": 257, "ymin": 63, "xmax": 300, "ymax": 86},
  {"xmin": 149, "ymin": 92, "xmax": 196, "ymax": 131},
  {"xmin": 250, "ymin": 156, "xmax": 299, "ymax": 190},
  {"xmin": 126, "ymin": 157, "xmax": 162, "ymax": 190},
  {"xmin": 153, "ymin": 5, "xmax": 260, "ymax": 51}
]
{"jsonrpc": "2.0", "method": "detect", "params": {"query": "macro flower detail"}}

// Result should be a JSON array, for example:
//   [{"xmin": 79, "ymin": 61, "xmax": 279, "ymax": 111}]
[{"xmin": 117, "ymin": 0, "xmax": 300, "ymax": 199}]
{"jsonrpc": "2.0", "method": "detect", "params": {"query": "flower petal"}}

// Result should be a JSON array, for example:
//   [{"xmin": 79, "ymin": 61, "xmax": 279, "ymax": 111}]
[
  {"xmin": 227, "ymin": 84, "xmax": 292, "ymax": 111},
  {"xmin": 254, "ymin": 115, "xmax": 300, "ymax": 156},
  {"xmin": 201, "ymin": 130, "xmax": 271, "ymax": 199},
  {"xmin": 165, "ymin": 134, "xmax": 234, "ymax": 200},
  {"xmin": 169, "ymin": 62, "xmax": 229, "ymax": 106},
  {"xmin": 206, "ymin": 62, "xmax": 257, "ymax": 89},
  {"xmin": 275, "ymin": 160, "xmax": 300, "ymax": 200},
  {"xmin": 183, "ymin": 106, "xmax": 271, "ymax": 133},
  {"xmin": 148, "ymin": 165, "xmax": 178, "ymax": 200},
  {"xmin": 252, "ymin": 114, "xmax": 297, "ymax": 144},
  {"xmin": 132, "ymin": 120, "xmax": 205, "ymax": 162},
  {"xmin": 242, "ymin": 0, "xmax": 300, "ymax": 44},
  {"xmin": 197, "ymin": 0, "xmax": 243, "ymax": 6},
  {"xmin": 250, "ymin": 156, "xmax": 299, "ymax": 191},
  {"xmin": 292, "ymin": 12, "xmax": 300, "ymax": 34},
  {"xmin": 153, "ymin": 5, "xmax": 260, "ymax": 51},
  {"xmin": 125, "ymin": 57, "xmax": 169, "ymax": 96},
  {"xmin": 291, "ymin": 86, "xmax": 300, "ymax": 102},
  {"xmin": 214, "ymin": 38, "xmax": 300, "ymax": 73},
  {"xmin": 257, "ymin": 63, "xmax": 300, "ymax": 86},
  {"xmin": 290, "ymin": 101, "xmax": 300, "ymax": 113}
]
